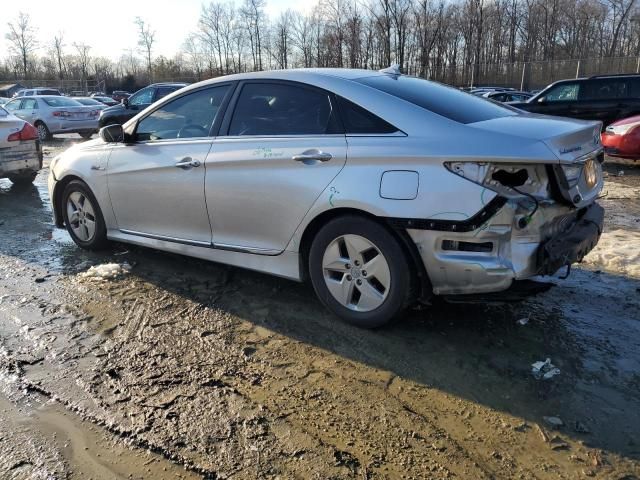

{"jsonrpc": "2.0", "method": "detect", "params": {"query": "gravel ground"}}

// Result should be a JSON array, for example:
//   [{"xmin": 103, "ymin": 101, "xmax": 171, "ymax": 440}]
[{"xmin": 0, "ymin": 135, "xmax": 639, "ymax": 479}]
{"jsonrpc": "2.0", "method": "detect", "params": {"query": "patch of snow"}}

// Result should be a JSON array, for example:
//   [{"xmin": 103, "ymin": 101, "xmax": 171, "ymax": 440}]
[
  {"xmin": 79, "ymin": 262, "xmax": 131, "ymax": 281},
  {"xmin": 584, "ymin": 230, "xmax": 640, "ymax": 278}
]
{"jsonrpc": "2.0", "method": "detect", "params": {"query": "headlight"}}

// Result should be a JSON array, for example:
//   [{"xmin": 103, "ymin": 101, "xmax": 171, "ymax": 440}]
[{"xmin": 606, "ymin": 121, "xmax": 640, "ymax": 136}]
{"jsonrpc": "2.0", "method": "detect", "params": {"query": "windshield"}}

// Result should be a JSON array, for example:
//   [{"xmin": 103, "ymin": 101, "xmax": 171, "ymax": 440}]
[
  {"xmin": 42, "ymin": 97, "xmax": 83, "ymax": 107},
  {"xmin": 356, "ymin": 75, "xmax": 517, "ymax": 124}
]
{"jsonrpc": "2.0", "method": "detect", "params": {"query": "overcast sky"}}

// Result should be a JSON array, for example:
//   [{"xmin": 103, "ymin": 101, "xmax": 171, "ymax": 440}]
[{"xmin": 2, "ymin": 0, "xmax": 314, "ymax": 61}]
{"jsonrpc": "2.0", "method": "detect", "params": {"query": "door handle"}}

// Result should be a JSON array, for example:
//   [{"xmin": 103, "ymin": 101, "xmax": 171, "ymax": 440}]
[
  {"xmin": 292, "ymin": 149, "xmax": 332, "ymax": 163},
  {"xmin": 175, "ymin": 157, "xmax": 201, "ymax": 169}
]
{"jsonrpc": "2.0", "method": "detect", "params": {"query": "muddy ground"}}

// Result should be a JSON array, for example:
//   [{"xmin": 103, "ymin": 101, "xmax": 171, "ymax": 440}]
[{"xmin": 0, "ymin": 136, "xmax": 639, "ymax": 479}]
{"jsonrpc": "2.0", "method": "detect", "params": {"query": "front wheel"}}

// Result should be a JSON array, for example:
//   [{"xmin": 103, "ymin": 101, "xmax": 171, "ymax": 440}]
[
  {"xmin": 309, "ymin": 215, "xmax": 413, "ymax": 328},
  {"xmin": 61, "ymin": 180, "xmax": 109, "ymax": 250}
]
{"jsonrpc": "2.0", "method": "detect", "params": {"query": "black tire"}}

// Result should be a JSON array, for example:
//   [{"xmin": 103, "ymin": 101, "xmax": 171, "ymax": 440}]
[
  {"xmin": 34, "ymin": 121, "xmax": 51, "ymax": 141},
  {"xmin": 61, "ymin": 180, "xmax": 109, "ymax": 250},
  {"xmin": 308, "ymin": 215, "xmax": 413, "ymax": 328},
  {"xmin": 80, "ymin": 131, "xmax": 94, "ymax": 139},
  {"xmin": 8, "ymin": 170, "xmax": 37, "ymax": 185}
]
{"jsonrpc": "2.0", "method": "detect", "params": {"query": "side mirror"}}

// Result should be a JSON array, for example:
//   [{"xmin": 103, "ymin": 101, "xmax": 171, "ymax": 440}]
[
  {"xmin": 122, "ymin": 97, "xmax": 129, "ymax": 108},
  {"xmin": 537, "ymin": 97, "xmax": 546, "ymax": 103},
  {"xmin": 100, "ymin": 124, "xmax": 124, "ymax": 143}
]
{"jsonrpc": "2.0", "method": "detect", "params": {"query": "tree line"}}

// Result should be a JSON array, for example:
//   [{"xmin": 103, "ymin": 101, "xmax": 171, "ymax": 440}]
[{"xmin": 2, "ymin": 0, "xmax": 639, "ymax": 92}]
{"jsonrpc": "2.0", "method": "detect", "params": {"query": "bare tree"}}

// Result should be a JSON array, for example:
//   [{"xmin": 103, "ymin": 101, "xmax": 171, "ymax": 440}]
[
  {"xmin": 135, "ymin": 17, "xmax": 156, "ymax": 81},
  {"xmin": 74, "ymin": 42, "xmax": 92, "ymax": 91},
  {"xmin": 5, "ymin": 12, "xmax": 38, "ymax": 79},
  {"xmin": 52, "ymin": 33, "xmax": 66, "ymax": 80}
]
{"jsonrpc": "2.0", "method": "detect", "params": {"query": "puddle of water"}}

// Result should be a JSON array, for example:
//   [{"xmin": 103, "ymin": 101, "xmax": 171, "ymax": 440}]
[{"xmin": 0, "ymin": 393, "xmax": 202, "ymax": 480}]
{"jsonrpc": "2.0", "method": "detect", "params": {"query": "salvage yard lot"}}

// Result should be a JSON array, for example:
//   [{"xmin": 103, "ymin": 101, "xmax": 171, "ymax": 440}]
[{"xmin": 0, "ymin": 136, "xmax": 639, "ymax": 479}]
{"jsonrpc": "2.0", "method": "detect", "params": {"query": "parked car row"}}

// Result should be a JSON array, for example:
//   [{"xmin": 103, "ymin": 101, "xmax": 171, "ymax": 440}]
[{"xmin": 3, "ymin": 96, "xmax": 101, "ymax": 140}]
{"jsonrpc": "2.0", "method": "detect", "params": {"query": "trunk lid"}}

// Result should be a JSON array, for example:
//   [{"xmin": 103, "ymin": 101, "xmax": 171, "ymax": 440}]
[{"xmin": 472, "ymin": 113, "xmax": 602, "ymax": 163}]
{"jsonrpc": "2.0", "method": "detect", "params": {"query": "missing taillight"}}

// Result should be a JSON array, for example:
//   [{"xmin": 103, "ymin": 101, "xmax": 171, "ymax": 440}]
[
  {"xmin": 442, "ymin": 240, "xmax": 493, "ymax": 253},
  {"xmin": 491, "ymin": 169, "xmax": 528, "ymax": 187}
]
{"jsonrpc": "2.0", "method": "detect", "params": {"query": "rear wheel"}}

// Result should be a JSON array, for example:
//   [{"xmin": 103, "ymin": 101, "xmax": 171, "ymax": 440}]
[
  {"xmin": 35, "ymin": 121, "xmax": 51, "ymax": 141},
  {"xmin": 8, "ymin": 171, "xmax": 37, "ymax": 185},
  {"xmin": 61, "ymin": 180, "xmax": 109, "ymax": 250},
  {"xmin": 309, "ymin": 215, "xmax": 413, "ymax": 328}
]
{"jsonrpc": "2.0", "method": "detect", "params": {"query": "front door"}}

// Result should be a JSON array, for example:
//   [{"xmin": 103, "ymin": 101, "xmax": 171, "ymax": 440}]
[
  {"xmin": 107, "ymin": 84, "xmax": 232, "ymax": 244},
  {"xmin": 206, "ymin": 81, "xmax": 347, "ymax": 253}
]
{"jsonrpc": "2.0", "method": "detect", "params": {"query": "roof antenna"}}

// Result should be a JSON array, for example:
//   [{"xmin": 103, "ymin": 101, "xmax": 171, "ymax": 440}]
[{"xmin": 379, "ymin": 64, "xmax": 401, "ymax": 76}]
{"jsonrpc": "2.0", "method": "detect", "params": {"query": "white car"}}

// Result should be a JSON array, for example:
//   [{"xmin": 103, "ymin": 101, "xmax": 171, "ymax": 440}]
[
  {"xmin": 0, "ymin": 106, "xmax": 42, "ymax": 185},
  {"xmin": 48, "ymin": 69, "xmax": 604, "ymax": 327},
  {"xmin": 3, "ymin": 96, "xmax": 100, "ymax": 140}
]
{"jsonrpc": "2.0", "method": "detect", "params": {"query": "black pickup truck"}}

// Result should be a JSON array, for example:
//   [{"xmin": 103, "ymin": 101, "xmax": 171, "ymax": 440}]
[{"xmin": 509, "ymin": 74, "xmax": 640, "ymax": 127}]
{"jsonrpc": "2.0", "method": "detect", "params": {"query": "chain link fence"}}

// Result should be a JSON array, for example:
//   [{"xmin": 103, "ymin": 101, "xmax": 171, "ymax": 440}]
[{"xmin": 439, "ymin": 55, "xmax": 640, "ymax": 90}]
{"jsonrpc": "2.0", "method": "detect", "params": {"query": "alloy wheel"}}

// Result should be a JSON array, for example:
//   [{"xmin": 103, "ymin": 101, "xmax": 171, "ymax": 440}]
[
  {"xmin": 36, "ymin": 123, "xmax": 48, "ymax": 141},
  {"xmin": 66, "ymin": 191, "xmax": 97, "ymax": 242},
  {"xmin": 322, "ymin": 234, "xmax": 391, "ymax": 312}
]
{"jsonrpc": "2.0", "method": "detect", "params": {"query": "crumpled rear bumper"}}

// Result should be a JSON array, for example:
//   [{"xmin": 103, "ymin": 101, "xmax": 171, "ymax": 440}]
[
  {"xmin": 537, "ymin": 202, "xmax": 603, "ymax": 275},
  {"xmin": 406, "ymin": 200, "xmax": 604, "ymax": 296}
]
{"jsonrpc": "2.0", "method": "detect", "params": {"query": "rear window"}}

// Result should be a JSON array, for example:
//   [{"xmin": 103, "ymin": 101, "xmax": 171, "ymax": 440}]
[
  {"xmin": 336, "ymin": 96, "xmax": 399, "ymax": 134},
  {"xmin": 42, "ymin": 97, "xmax": 83, "ymax": 107},
  {"xmin": 38, "ymin": 89, "xmax": 61, "ymax": 96},
  {"xmin": 356, "ymin": 75, "xmax": 516, "ymax": 124},
  {"xmin": 75, "ymin": 98, "xmax": 102, "ymax": 105}
]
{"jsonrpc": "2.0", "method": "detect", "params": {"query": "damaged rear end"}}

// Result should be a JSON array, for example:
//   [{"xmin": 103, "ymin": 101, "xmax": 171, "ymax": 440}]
[{"xmin": 410, "ymin": 116, "xmax": 604, "ymax": 295}]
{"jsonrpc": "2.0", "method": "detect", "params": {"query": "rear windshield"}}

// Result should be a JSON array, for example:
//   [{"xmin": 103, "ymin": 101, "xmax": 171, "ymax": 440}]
[
  {"xmin": 356, "ymin": 75, "xmax": 516, "ymax": 124},
  {"xmin": 75, "ymin": 98, "xmax": 102, "ymax": 105},
  {"xmin": 43, "ymin": 97, "xmax": 83, "ymax": 107},
  {"xmin": 38, "ymin": 89, "xmax": 61, "ymax": 95}
]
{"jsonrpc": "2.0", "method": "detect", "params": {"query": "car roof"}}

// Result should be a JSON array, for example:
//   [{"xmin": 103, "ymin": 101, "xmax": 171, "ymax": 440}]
[{"xmin": 149, "ymin": 82, "xmax": 189, "ymax": 87}]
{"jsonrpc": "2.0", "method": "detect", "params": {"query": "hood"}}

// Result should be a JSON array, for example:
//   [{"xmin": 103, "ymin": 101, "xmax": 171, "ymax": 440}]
[
  {"xmin": 101, "ymin": 103, "xmax": 125, "ymax": 115},
  {"xmin": 471, "ymin": 113, "xmax": 602, "ymax": 163},
  {"xmin": 609, "ymin": 114, "xmax": 640, "ymax": 127}
]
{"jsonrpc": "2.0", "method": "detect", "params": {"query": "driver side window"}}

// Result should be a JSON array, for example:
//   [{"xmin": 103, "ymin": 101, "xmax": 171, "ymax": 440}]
[
  {"xmin": 543, "ymin": 83, "xmax": 580, "ymax": 102},
  {"xmin": 136, "ymin": 85, "xmax": 230, "ymax": 141},
  {"xmin": 129, "ymin": 87, "xmax": 155, "ymax": 106}
]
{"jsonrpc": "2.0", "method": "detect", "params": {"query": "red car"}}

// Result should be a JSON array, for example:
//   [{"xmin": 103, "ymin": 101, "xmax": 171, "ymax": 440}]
[{"xmin": 601, "ymin": 115, "xmax": 640, "ymax": 159}]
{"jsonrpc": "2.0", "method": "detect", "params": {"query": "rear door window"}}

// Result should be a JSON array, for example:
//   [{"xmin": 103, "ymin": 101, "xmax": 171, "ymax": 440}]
[
  {"xmin": 356, "ymin": 75, "xmax": 516, "ymax": 124},
  {"xmin": 22, "ymin": 99, "xmax": 37, "ymax": 109},
  {"xmin": 155, "ymin": 86, "xmax": 179, "ymax": 101},
  {"xmin": 582, "ymin": 79, "xmax": 629, "ymax": 100},
  {"xmin": 228, "ymin": 82, "xmax": 340, "ymax": 136},
  {"xmin": 543, "ymin": 83, "xmax": 580, "ymax": 102}
]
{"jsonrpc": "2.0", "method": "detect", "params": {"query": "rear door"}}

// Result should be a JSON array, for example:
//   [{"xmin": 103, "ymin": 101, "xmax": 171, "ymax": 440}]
[
  {"xmin": 205, "ymin": 81, "xmax": 347, "ymax": 253},
  {"xmin": 577, "ymin": 78, "xmax": 628, "ymax": 125},
  {"xmin": 107, "ymin": 84, "xmax": 232, "ymax": 244}
]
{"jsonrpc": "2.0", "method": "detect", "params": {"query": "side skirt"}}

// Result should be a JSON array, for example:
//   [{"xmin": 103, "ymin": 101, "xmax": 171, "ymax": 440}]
[{"xmin": 107, "ymin": 230, "xmax": 303, "ymax": 282}]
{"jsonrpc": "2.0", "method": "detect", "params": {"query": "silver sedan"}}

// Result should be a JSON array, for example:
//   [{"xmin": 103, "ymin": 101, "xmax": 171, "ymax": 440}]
[
  {"xmin": 48, "ymin": 69, "xmax": 604, "ymax": 327},
  {"xmin": 3, "ymin": 96, "xmax": 100, "ymax": 140}
]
